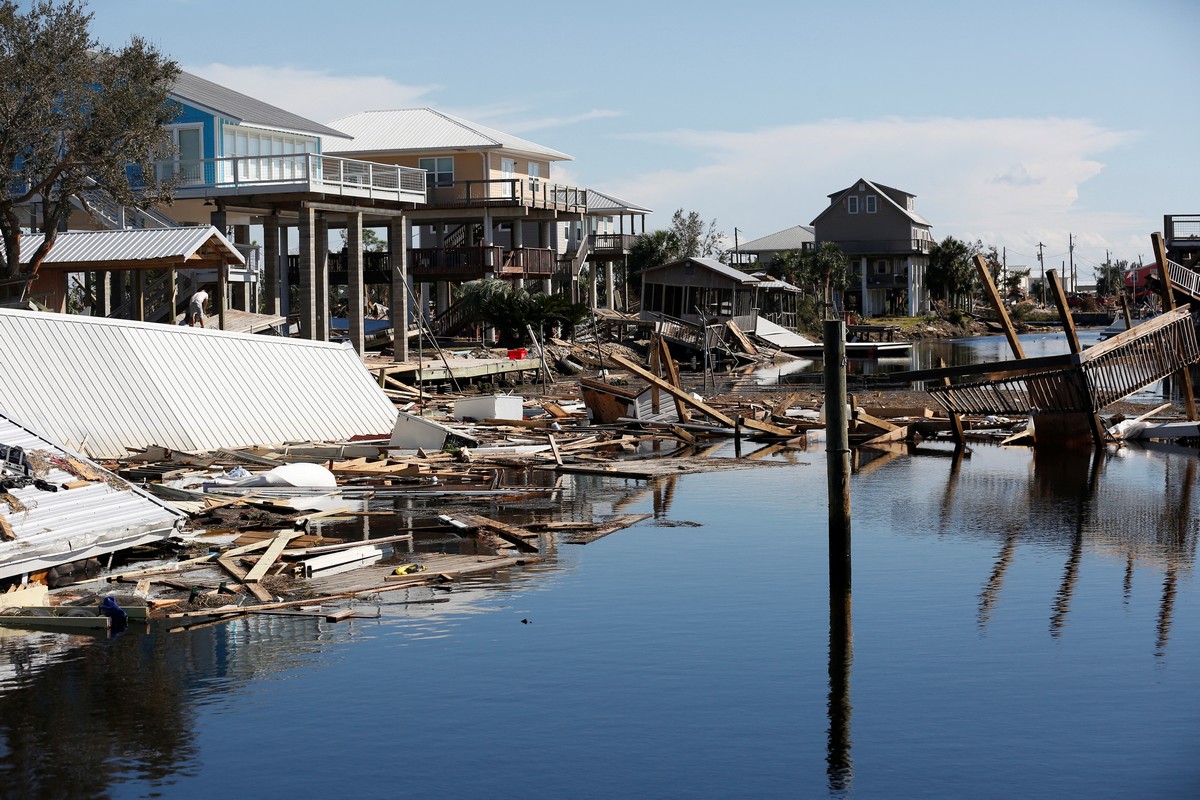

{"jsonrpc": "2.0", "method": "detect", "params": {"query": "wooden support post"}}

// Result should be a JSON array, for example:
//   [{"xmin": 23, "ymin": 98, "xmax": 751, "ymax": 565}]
[
  {"xmin": 937, "ymin": 357, "xmax": 966, "ymax": 445},
  {"xmin": 1152, "ymin": 232, "xmax": 1197, "ymax": 419},
  {"xmin": 824, "ymin": 319, "xmax": 851, "ymax": 594},
  {"xmin": 656, "ymin": 336, "xmax": 691, "ymax": 423},
  {"xmin": 1048, "ymin": 269, "xmax": 1106, "ymax": 447},
  {"xmin": 973, "ymin": 254, "xmax": 1025, "ymax": 359},
  {"xmin": 1120, "ymin": 293, "xmax": 1133, "ymax": 331},
  {"xmin": 218, "ymin": 262, "xmax": 227, "ymax": 331}
]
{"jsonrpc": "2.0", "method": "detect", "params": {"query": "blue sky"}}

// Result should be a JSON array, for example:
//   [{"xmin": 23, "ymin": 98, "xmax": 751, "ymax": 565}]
[{"xmin": 87, "ymin": 0, "xmax": 1198, "ymax": 276}]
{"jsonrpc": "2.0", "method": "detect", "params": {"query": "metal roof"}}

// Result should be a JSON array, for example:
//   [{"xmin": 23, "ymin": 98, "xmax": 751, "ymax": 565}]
[
  {"xmin": 5, "ymin": 226, "xmax": 244, "ymax": 267},
  {"xmin": 323, "ymin": 108, "xmax": 572, "ymax": 160},
  {"xmin": 0, "ymin": 412, "xmax": 185, "ymax": 582},
  {"xmin": 738, "ymin": 225, "xmax": 815, "ymax": 253},
  {"xmin": 172, "ymin": 71, "xmax": 351, "ymax": 141},
  {"xmin": 585, "ymin": 189, "xmax": 652, "ymax": 215},
  {"xmin": 641, "ymin": 257, "xmax": 760, "ymax": 285},
  {"xmin": 0, "ymin": 309, "xmax": 399, "ymax": 459}
]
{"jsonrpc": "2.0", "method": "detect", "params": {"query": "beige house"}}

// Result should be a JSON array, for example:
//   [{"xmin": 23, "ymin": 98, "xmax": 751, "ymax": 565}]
[{"xmin": 811, "ymin": 178, "xmax": 934, "ymax": 316}]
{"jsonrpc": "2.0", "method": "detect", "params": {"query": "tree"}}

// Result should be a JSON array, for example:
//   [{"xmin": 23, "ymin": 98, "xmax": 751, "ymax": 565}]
[
  {"xmin": 669, "ymin": 209, "xmax": 724, "ymax": 260},
  {"xmin": 926, "ymin": 236, "xmax": 976, "ymax": 310},
  {"xmin": 765, "ymin": 249, "xmax": 806, "ymax": 285},
  {"xmin": 797, "ymin": 242, "xmax": 848, "ymax": 317},
  {"xmin": 0, "ymin": 0, "xmax": 180, "ymax": 291},
  {"xmin": 1095, "ymin": 258, "xmax": 1128, "ymax": 298},
  {"xmin": 454, "ymin": 279, "xmax": 588, "ymax": 346}
]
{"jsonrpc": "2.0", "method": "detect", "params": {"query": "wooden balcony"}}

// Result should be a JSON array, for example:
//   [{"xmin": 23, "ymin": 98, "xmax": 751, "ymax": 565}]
[
  {"xmin": 831, "ymin": 238, "xmax": 932, "ymax": 256},
  {"xmin": 589, "ymin": 233, "xmax": 638, "ymax": 256},
  {"xmin": 425, "ymin": 179, "xmax": 586, "ymax": 212},
  {"xmin": 497, "ymin": 248, "xmax": 556, "ymax": 276}
]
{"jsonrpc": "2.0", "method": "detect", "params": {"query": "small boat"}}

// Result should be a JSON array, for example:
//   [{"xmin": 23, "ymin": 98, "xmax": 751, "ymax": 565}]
[{"xmin": 783, "ymin": 340, "xmax": 912, "ymax": 358}]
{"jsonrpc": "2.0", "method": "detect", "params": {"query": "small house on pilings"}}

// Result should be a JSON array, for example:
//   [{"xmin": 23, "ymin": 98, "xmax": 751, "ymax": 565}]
[{"xmin": 638, "ymin": 257, "xmax": 761, "ymax": 353}]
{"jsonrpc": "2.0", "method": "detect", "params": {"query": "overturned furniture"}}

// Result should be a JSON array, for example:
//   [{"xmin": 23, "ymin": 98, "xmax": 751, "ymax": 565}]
[{"xmin": 898, "ymin": 307, "xmax": 1200, "ymax": 448}]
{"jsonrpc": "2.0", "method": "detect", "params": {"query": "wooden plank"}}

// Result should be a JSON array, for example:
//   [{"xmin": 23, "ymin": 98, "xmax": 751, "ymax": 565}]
[
  {"xmin": 217, "ymin": 557, "xmax": 273, "ymax": 602},
  {"xmin": 546, "ymin": 433, "xmax": 563, "ymax": 466},
  {"xmin": 657, "ymin": 336, "xmax": 691, "ymax": 423},
  {"xmin": 243, "ymin": 532, "xmax": 302, "ymax": 583},
  {"xmin": 725, "ymin": 319, "xmax": 759, "ymax": 355},
  {"xmin": 610, "ymin": 353, "xmax": 735, "ymax": 426},
  {"xmin": 973, "ymin": 254, "xmax": 1025, "ymax": 358}
]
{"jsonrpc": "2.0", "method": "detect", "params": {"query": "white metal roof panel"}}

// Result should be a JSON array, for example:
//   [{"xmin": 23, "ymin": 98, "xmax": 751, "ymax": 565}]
[
  {"xmin": 172, "ymin": 71, "xmax": 350, "ymax": 141},
  {"xmin": 585, "ymin": 189, "xmax": 652, "ymax": 214},
  {"xmin": 0, "ymin": 310, "xmax": 399, "ymax": 459},
  {"xmin": 324, "ymin": 108, "xmax": 572, "ymax": 160},
  {"xmin": 0, "ymin": 413, "xmax": 185, "ymax": 582},
  {"xmin": 6, "ymin": 226, "xmax": 244, "ymax": 266}
]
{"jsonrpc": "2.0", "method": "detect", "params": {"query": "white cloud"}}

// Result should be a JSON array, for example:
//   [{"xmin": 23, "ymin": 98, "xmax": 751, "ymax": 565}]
[
  {"xmin": 185, "ymin": 63, "xmax": 437, "ymax": 124},
  {"xmin": 597, "ymin": 116, "xmax": 1144, "ymax": 264}
]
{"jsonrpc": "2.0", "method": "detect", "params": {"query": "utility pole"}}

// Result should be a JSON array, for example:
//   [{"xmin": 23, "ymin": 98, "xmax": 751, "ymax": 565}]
[
  {"xmin": 1037, "ymin": 242, "xmax": 1046, "ymax": 306},
  {"xmin": 1068, "ymin": 233, "xmax": 1076, "ymax": 292}
]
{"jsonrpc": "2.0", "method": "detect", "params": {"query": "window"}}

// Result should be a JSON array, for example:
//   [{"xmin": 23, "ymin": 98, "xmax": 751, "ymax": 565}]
[
  {"xmin": 847, "ymin": 196, "xmax": 858, "ymax": 214},
  {"xmin": 158, "ymin": 124, "xmax": 204, "ymax": 185},
  {"xmin": 528, "ymin": 162, "xmax": 541, "ymax": 195},
  {"xmin": 221, "ymin": 126, "xmax": 316, "ymax": 183},
  {"xmin": 875, "ymin": 260, "xmax": 890, "ymax": 275},
  {"xmin": 866, "ymin": 195, "xmax": 877, "ymax": 213},
  {"xmin": 419, "ymin": 157, "xmax": 454, "ymax": 188}
]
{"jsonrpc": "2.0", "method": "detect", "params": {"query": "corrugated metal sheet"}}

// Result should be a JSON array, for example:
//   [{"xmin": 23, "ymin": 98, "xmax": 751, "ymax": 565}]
[
  {"xmin": 6, "ymin": 226, "xmax": 243, "ymax": 266},
  {"xmin": 172, "ymin": 71, "xmax": 350, "ymax": 141},
  {"xmin": 325, "ymin": 109, "xmax": 572, "ymax": 160},
  {"xmin": 0, "ymin": 413, "xmax": 185, "ymax": 582},
  {"xmin": 0, "ymin": 310, "xmax": 399, "ymax": 459}
]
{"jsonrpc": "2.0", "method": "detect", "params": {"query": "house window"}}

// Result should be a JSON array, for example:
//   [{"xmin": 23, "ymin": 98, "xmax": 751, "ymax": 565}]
[
  {"xmin": 866, "ymin": 195, "xmax": 877, "ymax": 213},
  {"xmin": 528, "ymin": 162, "xmax": 541, "ymax": 195},
  {"xmin": 419, "ymin": 157, "xmax": 454, "ymax": 188},
  {"xmin": 875, "ymin": 260, "xmax": 889, "ymax": 275},
  {"xmin": 158, "ymin": 124, "xmax": 204, "ymax": 185},
  {"xmin": 847, "ymin": 196, "xmax": 859, "ymax": 214},
  {"xmin": 221, "ymin": 125, "xmax": 315, "ymax": 183}
]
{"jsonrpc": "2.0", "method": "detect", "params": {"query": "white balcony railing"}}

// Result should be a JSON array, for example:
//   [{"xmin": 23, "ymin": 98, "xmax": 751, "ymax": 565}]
[{"xmin": 157, "ymin": 154, "xmax": 427, "ymax": 203}]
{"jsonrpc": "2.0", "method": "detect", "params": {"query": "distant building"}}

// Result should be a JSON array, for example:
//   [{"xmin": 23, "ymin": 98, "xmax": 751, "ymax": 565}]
[
  {"xmin": 733, "ymin": 225, "xmax": 814, "ymax": 271},
  {"xmin": 811, "ymin": 178, "xmax": 933, "ymax": 316}
]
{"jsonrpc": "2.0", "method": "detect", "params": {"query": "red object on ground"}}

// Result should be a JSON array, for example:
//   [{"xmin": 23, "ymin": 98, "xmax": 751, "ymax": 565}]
[{"xmin": 507, "ymin": 348, "xmax": 527, "ymax": 360}]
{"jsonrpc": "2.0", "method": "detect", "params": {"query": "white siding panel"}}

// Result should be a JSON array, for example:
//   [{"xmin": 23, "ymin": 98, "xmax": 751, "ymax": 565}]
[{"xmin": 0, "ymin": 310, "xmax": 398, "ymax": 458}]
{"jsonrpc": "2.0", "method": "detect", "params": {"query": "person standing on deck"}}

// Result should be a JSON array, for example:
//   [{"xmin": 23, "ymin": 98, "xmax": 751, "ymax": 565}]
[{"xmin": 187, "ymin": 287, "xmax": 209, "ymax": 327}]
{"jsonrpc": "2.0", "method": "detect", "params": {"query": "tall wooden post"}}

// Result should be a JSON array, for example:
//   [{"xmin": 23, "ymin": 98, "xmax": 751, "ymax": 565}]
[
  {"xmin": 389, "ymin": 215, "xmax": 410, "ymax": 363},
  {"xmin": 1151, "ymin": 232, "xmax": 1197, "ymax": 419},
  {"xmin": 1048, "ymin": 270, "xmax": 1104, "ymax": 447},
  {"xmin": 824, "ymin": 320, "xmax": 852, "ymax": 591},
  {"xmin": 347, "ymin": 211, "xmax": 365, "ymax": 354},
  {"xmin": 297, "ymin": 206, "xmax": 317, "ymax": 340},
  {"xmin": 973, "ymin": 254, "xmax": 1025, "ymax": 359},
  {"xmin": 823, "ymin": 317, "xmax": 853, "ymax": 792}
]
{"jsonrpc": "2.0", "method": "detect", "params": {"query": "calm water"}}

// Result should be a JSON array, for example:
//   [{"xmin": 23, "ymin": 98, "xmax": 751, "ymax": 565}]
[{"xmin": 1, "ymin": 439, "xmax": 1198, "ymax": 799}]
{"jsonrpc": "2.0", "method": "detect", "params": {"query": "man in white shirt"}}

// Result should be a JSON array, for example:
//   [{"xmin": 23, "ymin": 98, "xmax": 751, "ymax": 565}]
[{"xmin": 187, "ymin": 288, "xmax": 209, "ymax": 327}]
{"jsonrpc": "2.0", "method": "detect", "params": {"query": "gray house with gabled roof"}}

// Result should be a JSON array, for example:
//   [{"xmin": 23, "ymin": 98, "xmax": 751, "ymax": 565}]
[{"xmin": 811, "ymin": 178, "xmax": 934, "ymax": 316}]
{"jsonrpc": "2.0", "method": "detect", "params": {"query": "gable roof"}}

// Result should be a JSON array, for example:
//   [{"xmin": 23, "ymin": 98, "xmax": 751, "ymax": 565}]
[
  {"xmin": 0, "ymin": 309, "xmax": 398, "ymax": 459},
  {"xmin": 172, "ymin": 70, "xmax": 350, "ymax": 140},
  {"xmin": 6, "ymin": 226, "xmax": 244, "ymax": 269},
  {"xmin": 738, "ymin": 225, "xmax": 815, "ymax": 253},
  {"xmin": 811, "ymin": 178, "xmax": 931, "ymax": 227},
  {"xmin": 322, "ymin": 108, "xmax": 572, "ymax": 160},
  {"xmin": 641, "ymin": 257, "xmax": 760, "ymax": 285}
]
